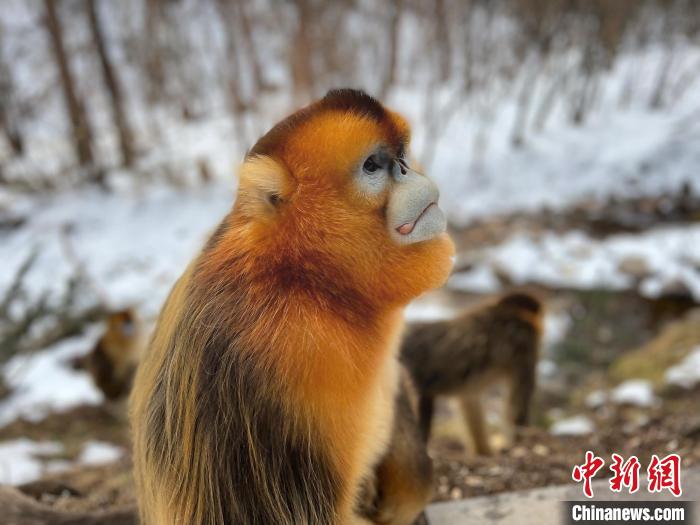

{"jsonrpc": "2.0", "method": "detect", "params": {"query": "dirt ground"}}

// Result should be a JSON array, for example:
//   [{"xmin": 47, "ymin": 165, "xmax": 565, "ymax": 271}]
[{"xmin": 430, "ymin": 388, "xmax": 700, "ymax": 502}]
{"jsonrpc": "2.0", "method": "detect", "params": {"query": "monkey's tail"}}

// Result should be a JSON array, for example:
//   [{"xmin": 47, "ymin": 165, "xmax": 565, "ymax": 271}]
[{"xmin": 0, "ymin": 486, "xmax": 137, "ymax": 525}]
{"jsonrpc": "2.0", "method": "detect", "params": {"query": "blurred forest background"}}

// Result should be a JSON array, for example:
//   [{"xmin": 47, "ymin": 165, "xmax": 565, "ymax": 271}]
[{"xmin": 1, "ymin": 0, "xmax": 700, "ymax": 509}]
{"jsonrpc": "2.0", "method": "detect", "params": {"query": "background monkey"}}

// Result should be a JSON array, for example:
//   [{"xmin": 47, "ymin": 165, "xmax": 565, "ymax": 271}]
[
  {"xmin": 130, "ymin": 89, "xmax": 454, "ymax": 524},
  {"xmin": 401, "ymin": 292, "xmax": 543, "ymax": 456},
  {"xmin": 72, "ymin": 309, "xmax": 144, "ymax": 406},
  {"xmin": 358, "ymin": 366, "xmax": 433, "ymax": 525}
]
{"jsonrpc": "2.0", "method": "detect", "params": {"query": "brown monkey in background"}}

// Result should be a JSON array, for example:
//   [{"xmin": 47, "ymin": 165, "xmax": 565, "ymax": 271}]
[
  {"xmin": 72, "ymin": 309, "xmax": 145, "ymax": 405},
  {"xmin": 358, "ymin": 366, "xmax": 433, "ymax": 525},
  {"xmin": 401, "ymin": 292, "xmax": 543, "ymax": 456},
  {"xmin": 130, "ymin": 89, "xmax": 454, "ymax": 524}
]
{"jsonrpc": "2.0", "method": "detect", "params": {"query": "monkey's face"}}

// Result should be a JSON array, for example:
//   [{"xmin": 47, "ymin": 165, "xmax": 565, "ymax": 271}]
[
  {"xmin": 351, "ymin": 141, "xmax": 446, "ymax": 246},
  {"xmin": 233, "ymin": 90, "xmax": 454, "ymax": 304}
]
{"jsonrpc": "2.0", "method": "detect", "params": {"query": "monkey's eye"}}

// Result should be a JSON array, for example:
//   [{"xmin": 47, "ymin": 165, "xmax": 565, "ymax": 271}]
[{"xmin": 362, "ymin": 155, "xmax": 381, "ymax": 174}]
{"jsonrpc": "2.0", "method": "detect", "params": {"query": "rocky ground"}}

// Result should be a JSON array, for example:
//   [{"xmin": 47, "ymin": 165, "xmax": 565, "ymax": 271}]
[{"xmin": 430, "ymin": 388, "xmax": 700, "ymax": 502}]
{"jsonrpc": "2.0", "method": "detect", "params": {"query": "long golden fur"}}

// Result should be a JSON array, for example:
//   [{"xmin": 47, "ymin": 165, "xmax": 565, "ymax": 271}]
[
  {"xmin": 358, "ymin": 367, "xmax": 433, "ymax": 525},
  {"xmin": 130, "ymin": 89, "xmax": 453, "ymax": 524}
]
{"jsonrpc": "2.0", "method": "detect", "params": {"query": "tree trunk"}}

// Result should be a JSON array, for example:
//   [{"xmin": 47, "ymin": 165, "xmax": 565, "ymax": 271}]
[
  {"xmin": 0, "ymin": 32, "xmax": 24, "ymax": 156},
  {"xmin": 143, "ymin": 0, "xmax": 166, "ymax": 104},
  {"xmin": 235, "ymin": 0, "xmax": 267, "ymax": 93},
  {"xmin": 435, "ymin": 0, "xmax": 451, "ymax": 82},
  {"xmin": 43, "ymin": 0, "xmax": 95, "ymax": 170},
  {"xmin": 0, "ymin": 79, "xmax": 24, "ymax": 156},
  {"xmin": 511, "ymin": 54, "xmax": 539, "ymax": 147},
  {"xmin": 291, "ymin": 0, "xmax": 314, "ymax": 104},
  {"xmin": 85, "ymin": 0, "xmax": 136, "ymax": 167},
  {"xmin": 380, "ymin": 0, "xmax": 402, "ymax": 99},
  {"xmin": 214, "ymin": 0, "xmax": 248, "ymax": 113}
]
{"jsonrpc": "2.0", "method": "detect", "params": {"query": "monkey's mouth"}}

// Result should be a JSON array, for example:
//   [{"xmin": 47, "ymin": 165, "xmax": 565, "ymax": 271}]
[{"xmin": 396, "ymin": 202, "xmax": 436, "ymax": 236}]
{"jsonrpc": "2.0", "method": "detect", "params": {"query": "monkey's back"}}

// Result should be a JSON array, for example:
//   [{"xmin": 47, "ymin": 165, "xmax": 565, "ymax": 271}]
[
  {"xmin": 129, "ymin": 264, "xmax": 342, "ymax": 525},
  {"xmin": 401, "ymin": 303, "xmax": 540, "ymax": 396}
]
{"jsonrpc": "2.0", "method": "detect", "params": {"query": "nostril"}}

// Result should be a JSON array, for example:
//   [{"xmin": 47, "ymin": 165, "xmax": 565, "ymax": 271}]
[{"xmin": 395, "ymin": 158, "xmax": 409, "ymax": 175}]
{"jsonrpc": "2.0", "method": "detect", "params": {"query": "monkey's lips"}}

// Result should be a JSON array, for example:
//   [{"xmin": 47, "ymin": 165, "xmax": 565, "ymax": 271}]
[
  {"xmin": 396, "ymin": 202, "xmax": 437, "ymax": 236},
  {"xmin": 392, "ymin": 202, "xmax": 446, "ymax": 245}
]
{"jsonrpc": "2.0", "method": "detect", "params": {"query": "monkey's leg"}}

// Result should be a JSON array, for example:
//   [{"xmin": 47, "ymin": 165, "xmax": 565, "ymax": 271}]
[
  {"xmin": 459, "ymin": 391, "xmax": 492, "ymax": 456},
  {"xmin": 417, "ymin": 394, "xmax": 434, "ymax": 442},
  {"xmin": 507, "ymin": 354, "xmax": 537, "ymax": 428}
]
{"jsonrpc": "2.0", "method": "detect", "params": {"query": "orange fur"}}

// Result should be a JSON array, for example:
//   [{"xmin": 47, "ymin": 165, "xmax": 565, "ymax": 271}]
[{"xmin": 131, "ymin": 90, "xmax": 453, "ymax": 524}]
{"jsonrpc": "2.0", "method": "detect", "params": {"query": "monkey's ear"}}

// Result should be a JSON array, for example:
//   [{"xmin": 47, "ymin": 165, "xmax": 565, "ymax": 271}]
[{"xmin": 236, "ymin": 155, "xmax": 293, "ymax": 217}]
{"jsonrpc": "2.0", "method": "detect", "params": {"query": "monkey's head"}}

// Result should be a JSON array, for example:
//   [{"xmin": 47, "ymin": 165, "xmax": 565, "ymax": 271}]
[
  {"xmin": 225, "ymin": 89, "xmax": 454, "ymax": 306},
  {"xmin": 106, "ymin": 309, "xmax": 137, "ymax": 340},
  {"xmin": 497, "ymin": 293, "xmax": 542, "ymax": 316},
  {"xmin": 497, "ymin": 292, "xmax": 544, "ymax": 335}
]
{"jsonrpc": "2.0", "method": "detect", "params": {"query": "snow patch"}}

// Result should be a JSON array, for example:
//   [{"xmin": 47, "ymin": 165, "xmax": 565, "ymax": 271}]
[
  {"xmin": 585, "ymin": 390, "xmax": 609, "ymax": 409},
  {"xmin": 537, "ymin": 359, "xmax": 558, "ymax": 379},
  {"xmin": 550, "ymin": 415, "xmax": 595, "ymax": 436},
  {"xmin": 447, "ymin": 265, "xmax": 500, "ymax": 294},
  {"xmin": 543, "ymin": 311, "xmax": 572, "ymax": 350},
  {"xmin": 665, "ymin": 347, "xmax": 700, "ymax": 390},
  {"xmin": 0, "ymin": 439, "xmax": 64, "ymax": 484},
  {"xmin": 78, "ymin": 441, "xmax": 124, "ymax": 466},
  {"xmin": 611, "ymin": 380, "xmax": 656, "ymax": 407},
  {"xmin": 405, "ymin": 300, "xmax": 456, "ymax": 323},
  {"xmin": 451, "ymin": 225, "xmax": 700, "ymax": 300},
  {"xmin": 0, "ymin": 328, "xmax": 104, "ymax": 426}
]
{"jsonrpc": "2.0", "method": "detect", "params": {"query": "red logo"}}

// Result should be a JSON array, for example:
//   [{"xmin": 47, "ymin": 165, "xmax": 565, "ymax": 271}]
[
  {"xmin": 572, "ymin": 451, "xmax": 605, "ymax": 498},
  {"xmin": 572, "ymin": 452, "xmax": 682, "ymax": 498},
  {"xmin": 648, "ymin": 454, "xmax": 682, "ymax": 497},
  {"xmin": 609, "ymin": 453, "xmax": 641, "ymax": 493}
]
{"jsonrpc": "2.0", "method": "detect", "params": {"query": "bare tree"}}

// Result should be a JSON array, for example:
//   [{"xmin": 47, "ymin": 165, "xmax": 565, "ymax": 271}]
[
  {"xmin": 380, "ymin": 0, "xmax": 403, "ymax": 99},
  {"xmin": 43, "ymin": 0, "xmax": 96, "ymax": 172},
  {"xmin": 143, "ymin": 0, "xmax": 166, "ymax": 104},
  {"xmin": 434, "ymin": 0, "xmax": 452, "ymax": 82},
  {"xmin": 215, "ymin": 0, "xmax": 250, "ymax": 112},
  {"xmin": 291, "ymin": 0, "xmax": 314, "ymax": 103},
  {"xmin": 85, "ymin": 0, "xmax": 136, "ymax": 167},
  {"xmin": 0, "ymin": 31, "xmax": 24, "ymax": 156},
  {"xmin": 234, "ymin": 0, "xmax": 269, "ymax": 94}
]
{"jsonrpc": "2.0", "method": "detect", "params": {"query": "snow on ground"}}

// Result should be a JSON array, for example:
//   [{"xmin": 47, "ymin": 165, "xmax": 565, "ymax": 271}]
[
  {"xmin": 0, "ymin": 327, "xmax": 104, "ymax": 426},
  {"xmin": 405, "ymin": 298, "xmax": 457, "ymax": 323},
  {"xmin": 542, "ymin": 311, "xmax": 572, "ymax": 351},
  {"xmin": 585, "ymin": 390, "xmax": 609, "ymax": 409},
  {"xmin": 78, "ymin": 440, "xmax": 125, "ymax": 466},
  {"xmin": 665, "ymin": 346, "xmax": 700, "ymax": 390},
  {"xmin": 410, "ymin": 46, "xmax": 700, "ymax": 224},
  {"xmin": 1, "ymin": 182, "xmax": 234, "ymax": 320},
  {"xmin": 610, "ymin": 380, "xmax": 656, "ymax": 408},
  {"xmin": 0, "ymin": 438, "xmax": 125, "ymax": 485},
  {"xmin": 550, "ymin": 415, "xmax": 595, "ymax": 436},
  {"xmin": 450, "ymin": 225, "xmax": 700, "ymax": 300},
  {"xmin": 0, "ymin": 439, "xmax": 64, "ymax": 484}
]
